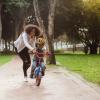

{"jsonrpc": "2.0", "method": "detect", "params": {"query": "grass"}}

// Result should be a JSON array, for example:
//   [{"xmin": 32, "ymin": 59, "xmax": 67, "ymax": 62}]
[
  {"xmin": 56, "ymin": 54, "xmax": 100, "ymax": 85},
  {"xmin": 0, "ymin": 55, "xmax": 13, "ymax": 66}
]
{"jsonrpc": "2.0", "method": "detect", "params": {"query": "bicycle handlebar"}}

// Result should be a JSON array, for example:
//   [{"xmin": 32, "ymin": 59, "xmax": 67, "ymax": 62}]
[{"xmin": 32, "ymin": 51, "xmax": 51, "ymax": 59}]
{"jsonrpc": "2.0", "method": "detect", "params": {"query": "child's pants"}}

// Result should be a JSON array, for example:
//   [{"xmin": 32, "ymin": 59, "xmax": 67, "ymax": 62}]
[{"xmin": 32, "ymin": 61, "xmax": 45, "ymax": 70}]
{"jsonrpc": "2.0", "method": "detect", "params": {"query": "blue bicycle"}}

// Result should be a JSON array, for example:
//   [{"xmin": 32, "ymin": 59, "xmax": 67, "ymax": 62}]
[
  {"xmin": 34, "ymin": 63, "xmax": 42, "ymax": 86},
  {"xmin": 31, "ymin": 50, "xmax": 50, "ymax": 86},
  {"xmin": 32, "ymin": 51, "xmax": 46, "ymax": 86}
]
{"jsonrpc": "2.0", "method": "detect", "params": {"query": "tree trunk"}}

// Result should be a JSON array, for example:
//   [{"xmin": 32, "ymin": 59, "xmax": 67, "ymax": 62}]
[
  {"xmin": 56, "ymin": 41, "xmax": 57, "ymax": 50},
  {"xmin": 47, "ymin": 36, "xmax": 56, "ymax": 64},
  {"xmin": 4, "ymin": 40, "xmax": 7, "ymax": 51},
  {"xmin": 0, "ymin": 4, "xmax": 2, "ymax": 39},
  {"xmin": 99, "ymin": 46, "xmax": 100, "ymax": 54},
  {"xmin": 0, "ymin": 39, "xmax": 2, "ymax": 51},
  {"xmin": 89, "ymin": 43, "xmax": 98, "ymax": 54},
  {"xmin": 84, "ymin": 45, "xmax": 88, "ymax": 55},
  {"xmin": 33, "ymin": 0, "xmax": 57, "ymax": 64},
  {"xmin": 47, "ymin": 0, "xmax": 56, "ymax": 64},
  {"xmin": 12, "ymin": 40, "xmax": 15, "ymax": 52},
  {"xmin": 14, "ymin": 8, "xmax": 25, "ymax": 39},
  {"xmin": 8, "ymin": 41, "xmax": 10, "ymax": 51},
  {"xmin": 90, "ymin": 46, "xmax": 98, "ymax": 54},
  {"xmin": 33, "ymin": 0, "xmax": 49, "ymax": 50},
  {"xmin": 18, "ymin": 8, "xmax": 26, "ymax": 34},
  {"xmin": 72, "ymin": 44, "xmax": 76, "ymax": 53},
  {"xmin": 33, "ymin": 0, "xmax": 45, "ymax": 32}
]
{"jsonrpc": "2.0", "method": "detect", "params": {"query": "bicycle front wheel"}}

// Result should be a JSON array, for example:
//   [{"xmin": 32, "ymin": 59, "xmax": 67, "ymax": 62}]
[{"xmin": 36, "ymin": 75, "xmax": 41, "ymax": 86}]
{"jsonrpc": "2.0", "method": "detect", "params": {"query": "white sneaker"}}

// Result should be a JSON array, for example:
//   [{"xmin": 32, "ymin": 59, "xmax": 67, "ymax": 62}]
[{"xmin": 24, "ymin": 77, "xmax": 28, "ymax": 82}]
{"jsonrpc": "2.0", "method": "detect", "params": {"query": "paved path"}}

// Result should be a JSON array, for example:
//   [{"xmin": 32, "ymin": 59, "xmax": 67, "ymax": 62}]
[{"xmin": 0, "ymin": 56, "xmax": 100, "ymax": 100}]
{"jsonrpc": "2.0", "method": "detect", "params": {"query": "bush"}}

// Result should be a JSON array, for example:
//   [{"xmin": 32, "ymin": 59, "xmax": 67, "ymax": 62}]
[{"xmin": 0, "ymin": 50, "xmax": 16, "ymax": 55}]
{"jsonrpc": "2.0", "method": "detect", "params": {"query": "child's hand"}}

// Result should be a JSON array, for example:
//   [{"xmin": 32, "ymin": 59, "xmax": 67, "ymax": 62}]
[{"xmin": 45, "ymin": 51, "xmax": 51, "ymax": 56}]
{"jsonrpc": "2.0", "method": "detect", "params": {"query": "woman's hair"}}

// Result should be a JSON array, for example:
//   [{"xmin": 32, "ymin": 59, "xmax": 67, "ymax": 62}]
[{"xmin": 24, "ymin": 24, "xmax": 41, "ymax": 36}]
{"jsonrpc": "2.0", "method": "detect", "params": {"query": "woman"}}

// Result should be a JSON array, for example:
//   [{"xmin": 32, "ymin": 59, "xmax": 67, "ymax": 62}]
[{"xmin": 14, "ymin": 24, "xmax": 41, "ymax": 82}]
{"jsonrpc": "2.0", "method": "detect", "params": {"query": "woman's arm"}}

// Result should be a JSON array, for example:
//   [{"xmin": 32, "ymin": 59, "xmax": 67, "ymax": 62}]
[{"xmin": 22, "ymin": 32, "xmax": 34, "ymax": 51}]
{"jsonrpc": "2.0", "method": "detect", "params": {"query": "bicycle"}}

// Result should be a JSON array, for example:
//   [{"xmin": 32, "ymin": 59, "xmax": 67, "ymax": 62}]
[{"xmin": 33, "ymin": 51, "xmax": 50, "ymax": 86}]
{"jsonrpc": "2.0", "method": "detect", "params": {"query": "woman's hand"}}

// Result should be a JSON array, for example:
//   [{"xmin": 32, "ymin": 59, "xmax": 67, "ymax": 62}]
[{"xmin": 32, "ymin": 48, "xmax": 36, "ymax": 54}]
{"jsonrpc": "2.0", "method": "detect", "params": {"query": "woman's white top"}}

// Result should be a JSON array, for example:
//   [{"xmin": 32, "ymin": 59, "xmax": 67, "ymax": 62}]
[{"xmin": 14, "ymin": 32, "xmax": 35, "ymax": 53}]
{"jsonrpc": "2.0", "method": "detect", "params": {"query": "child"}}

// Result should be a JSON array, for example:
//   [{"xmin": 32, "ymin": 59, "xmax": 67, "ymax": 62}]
[{"xmin": 30, "ymin": 36, "xmax": 46, "ymax": 78}]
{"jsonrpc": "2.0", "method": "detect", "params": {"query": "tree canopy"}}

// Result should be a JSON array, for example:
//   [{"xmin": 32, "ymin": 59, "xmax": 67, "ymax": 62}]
[
  {"xmin": 55, "ymin": 0, "xmax": 100, "ymax": 54},
  {"xmin": 0, "ymin": 0, "xmax": 100, "ymax": 54}
]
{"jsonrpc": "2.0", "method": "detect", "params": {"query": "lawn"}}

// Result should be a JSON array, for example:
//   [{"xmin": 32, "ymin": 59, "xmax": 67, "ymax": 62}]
[
  {"xmin": 56, "ymin": 54, "xmax": 100, "ymax": 85},
  {"xmin": 0, "ymin": 55, "xmax": 13, "ymax": 66}
]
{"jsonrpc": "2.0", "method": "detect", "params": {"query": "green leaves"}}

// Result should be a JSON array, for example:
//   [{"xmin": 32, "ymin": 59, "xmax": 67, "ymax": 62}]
[{"xmin": 5, "ymin": 0, "xmax": 30, "ymax": 8}]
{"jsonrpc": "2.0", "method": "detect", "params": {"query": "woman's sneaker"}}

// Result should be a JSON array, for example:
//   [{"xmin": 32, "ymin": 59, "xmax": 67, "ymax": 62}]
[{"xmin": 24, "ymin": 77, "xmax": 28, "ymax": 82}]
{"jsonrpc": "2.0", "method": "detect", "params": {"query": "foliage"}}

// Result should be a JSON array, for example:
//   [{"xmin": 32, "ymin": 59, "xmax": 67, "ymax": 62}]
[
  {"xmin": 55, "ymin": 0, "xmax": 83, "ymax": 42},
  {"xmin": 55, "ymin": 0, "xmax": 100, "ymax": 54},
  {"xmin": 1, "ymin": 0, "xmax": 31, "ymax": 41},
  {"xmin": 5, "ymin": 0, "xmax": 30, "ymax": 7},
  {"xmin": 1, "ymin": 0, "xmax": 100, "ymax": 54}
]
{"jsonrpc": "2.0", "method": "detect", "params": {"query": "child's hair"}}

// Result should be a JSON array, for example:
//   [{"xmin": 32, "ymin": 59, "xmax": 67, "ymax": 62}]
[
  {"xmin": 38, "ymin": 33, "xmax": 45, "ymax": 38},
  {"xmin": 24, "ymin": 24, "xmax": 41, "ymax": 36},
  {"xmin": 36, "ymin": 36, "xmax": 45, "ymax": 48}
]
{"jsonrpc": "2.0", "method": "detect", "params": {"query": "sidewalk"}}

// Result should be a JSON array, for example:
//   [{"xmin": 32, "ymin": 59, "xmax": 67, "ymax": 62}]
[{"xmin": 0, "ymin": 56, "xmax": 100, "ymax": 100}]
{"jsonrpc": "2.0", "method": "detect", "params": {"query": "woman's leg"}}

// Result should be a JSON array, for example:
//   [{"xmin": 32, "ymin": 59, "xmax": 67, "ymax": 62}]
[
  {"xmin": 18, "ymin": 47, "xmax": 31, "ymax": 77},
  {"xmin": 23, "ymin": 52, "xmax": 31, "ymax": 77}
]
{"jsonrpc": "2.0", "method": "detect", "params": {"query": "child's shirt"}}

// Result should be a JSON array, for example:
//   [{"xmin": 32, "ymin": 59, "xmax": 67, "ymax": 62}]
[{"xmin": 33, "ymin": 48, "xmax": 44, "ymax": 62}]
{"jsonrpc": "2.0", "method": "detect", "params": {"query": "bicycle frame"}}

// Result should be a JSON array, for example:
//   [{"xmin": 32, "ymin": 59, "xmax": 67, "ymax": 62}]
[{"xmin": 34, "ymin": 58, "xmax": 43, "ymax": 86}]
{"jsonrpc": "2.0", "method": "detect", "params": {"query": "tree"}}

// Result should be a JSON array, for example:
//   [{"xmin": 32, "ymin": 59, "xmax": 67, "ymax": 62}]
[
  {"xmin": 55, "ymin": 0, "xmax": 100, "ymax": 54},
  {"xmin": 79, "ymin": 4, "xmax": 100, "ymax": 54},
  {"xmin": 4, "ymin": 0, "xmax": 30, "ymax": 38},
  {"xmin": 0, "ymin": 0, "xmax": 31, "ymax": 51},
  {"xmin": 33, "ymin": 0, "xmax": 57, "ymax": 64},
  {"xmin": 55, "ymin": 0, "xmax": 83, "ymax": 40},
  {"xmin": 0, "ymin": 0, "xmax": 3, "ymax": 39}
]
